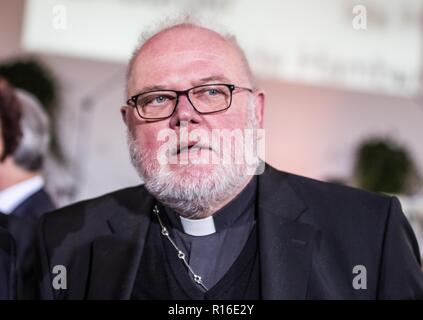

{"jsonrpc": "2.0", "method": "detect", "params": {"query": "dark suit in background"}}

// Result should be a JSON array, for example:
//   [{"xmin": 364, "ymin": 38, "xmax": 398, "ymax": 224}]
[
  {"xmin": 12, "ymin": 188, "xmax": 55, "ymax": 220},
  {"xmin": 0, "ymin": 187, "xmax": 55, "ymax": 299},
  {"xmin": 0, "ymin": 224, "xmax": 15, "ymax": 299},
  {"xmin": 37, "ymin": 165, "xmax": 423, "ymax": 299}
]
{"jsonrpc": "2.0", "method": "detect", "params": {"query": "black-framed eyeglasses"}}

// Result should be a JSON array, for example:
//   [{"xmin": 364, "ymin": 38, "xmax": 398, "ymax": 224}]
[{"xmin": 126, "ymin": 83, "xmax": 253, "ymax": 120}]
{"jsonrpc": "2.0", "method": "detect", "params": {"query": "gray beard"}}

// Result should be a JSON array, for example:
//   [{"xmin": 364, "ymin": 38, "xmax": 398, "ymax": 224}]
[{"xmin": 127, "ymin": 105, "xmax": 259, "ymax": 219}]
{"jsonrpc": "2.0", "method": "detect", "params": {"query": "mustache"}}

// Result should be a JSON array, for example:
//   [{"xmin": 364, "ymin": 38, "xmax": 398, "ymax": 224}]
[{"xmin": 170, "ymin": 141, "xmax": 214, "ymax": 156}]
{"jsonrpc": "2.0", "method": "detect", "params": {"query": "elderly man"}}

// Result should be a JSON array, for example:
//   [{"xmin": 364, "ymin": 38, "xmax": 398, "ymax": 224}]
[{"xmin": 38, "ymin": 21, "xmax": 423, "ymax": 300}]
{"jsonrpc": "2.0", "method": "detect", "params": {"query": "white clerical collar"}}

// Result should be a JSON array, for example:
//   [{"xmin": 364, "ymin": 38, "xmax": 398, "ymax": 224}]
[
  {"xmin": 0, "ymin": 175, "xmax": 44, "ymax": 214},
  {"xmin": 179, "ymin": 215, "xmax": 216, "ymax": 236}
]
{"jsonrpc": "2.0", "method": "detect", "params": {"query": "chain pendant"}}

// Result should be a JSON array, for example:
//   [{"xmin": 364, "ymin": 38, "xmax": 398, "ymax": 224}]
[{"xmin": 154, "ymin": 205, "xmax": 208, "ymax": 291}]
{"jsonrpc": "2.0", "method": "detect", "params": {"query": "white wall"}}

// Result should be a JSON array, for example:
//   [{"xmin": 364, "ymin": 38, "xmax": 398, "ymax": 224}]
[
  {"xmin": 22, "ymin": 0, "xmax": 423, "ymax": 96},
  {"xmin": 263, "ymin": 79, "xmax": 423, "ymax": 182},
  {"xmin": 0, "ymin": 0, "xmax": 24, "ymax": 59}
]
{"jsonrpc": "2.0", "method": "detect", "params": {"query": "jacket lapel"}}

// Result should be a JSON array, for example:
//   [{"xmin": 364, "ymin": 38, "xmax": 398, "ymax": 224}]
[
  {"xmin": 258, "ymin": 165, "xmax": 317, "ymax": 299},
  {"xmin": 87, "ymin": 166, "xmax": 317, "ymax": 300},
  {"xmin": 86, "ymin": 190, "xmax": 154, "ymax": 299}
]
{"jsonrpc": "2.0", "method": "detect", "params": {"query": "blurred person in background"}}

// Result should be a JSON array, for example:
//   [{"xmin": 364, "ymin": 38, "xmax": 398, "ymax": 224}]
[
  {"xmin": 0, "ymin": 88, "xmax": 55, "ymax": 219},
  {"xmin": 0, "ymin": 77, "xmax": 22, "ymax": 299},
  {"xmin": 0, "ymin": 77, "xmax": 55, "ymax": 299},
  {"xmin": 38, "ymin": 19, "xmax": 423, "ymax": 300}
]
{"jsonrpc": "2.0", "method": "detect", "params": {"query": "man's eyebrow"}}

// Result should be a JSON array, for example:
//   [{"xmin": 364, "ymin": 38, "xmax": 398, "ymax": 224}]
[
  {"xmin": 137, "ymin": 85, "xmax": 168, "ymax": 93},
  {"xmin": 195, "ymin": 75, "xmax": 232, "ymax": 84}
]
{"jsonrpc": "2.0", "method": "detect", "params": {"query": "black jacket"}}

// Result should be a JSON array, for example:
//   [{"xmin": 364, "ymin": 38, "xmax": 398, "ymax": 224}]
[
  {"xmin": 0, "ymin": 188, "xmax": 55, "ymax": 299},
  {"xmin": 0, "ymin": 225, "xmax": 15, "ymax": 299},
  {"xmin": 37, "ymin": 165, "xmax": 423, "ymax": 299},
  {"xmin": 12, "ymin": 188, "xmax": 55, "ymax": 220}
]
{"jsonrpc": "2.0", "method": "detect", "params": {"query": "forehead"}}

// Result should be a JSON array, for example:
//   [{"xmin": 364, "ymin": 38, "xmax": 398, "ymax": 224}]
[{"xmin": 129, "ymin": 26, "xmax": 248, "ymax": 93}]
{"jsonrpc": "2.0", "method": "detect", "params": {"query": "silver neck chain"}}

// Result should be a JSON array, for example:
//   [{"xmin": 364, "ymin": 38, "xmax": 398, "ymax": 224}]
[{"xmin": 153, "ymin": 205, "xmax": 209, "ymax": 291}]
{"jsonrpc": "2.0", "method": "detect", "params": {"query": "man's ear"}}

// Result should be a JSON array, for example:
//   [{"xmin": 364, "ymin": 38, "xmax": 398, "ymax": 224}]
[
  {"xmin": 253, "ymin": 91, "xmax": 265, "ymax": 128},
  {"xmin": 120, "ymin": 106, "xmax": 129, "ymax": 126}
]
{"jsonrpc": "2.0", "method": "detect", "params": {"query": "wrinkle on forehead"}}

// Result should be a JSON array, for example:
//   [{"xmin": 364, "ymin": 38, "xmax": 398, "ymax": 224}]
[
  {"xmin": 133, "ymin": 49, "xmax": 241, "ymax": 78},
  {"xmin": 129, "ymin": 56, "xmax": 238, "ymax": 95}
]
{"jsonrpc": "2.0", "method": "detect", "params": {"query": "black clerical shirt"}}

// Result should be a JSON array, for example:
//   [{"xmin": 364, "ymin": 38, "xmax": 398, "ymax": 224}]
[{"xmin": 163, "ymin": 176, "xmax": 257, "ymax": 289}]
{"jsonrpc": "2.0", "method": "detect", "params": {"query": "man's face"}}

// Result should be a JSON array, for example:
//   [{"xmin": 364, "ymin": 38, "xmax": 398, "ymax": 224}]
[{"xmin": 121, "ymin": 26, "xmax": 264, "ymax": 217}]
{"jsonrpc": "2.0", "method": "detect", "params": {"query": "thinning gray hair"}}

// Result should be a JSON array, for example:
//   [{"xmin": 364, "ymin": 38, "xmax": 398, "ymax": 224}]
[
  {"xmin": 126, "ymin": 15, "xmax": 256, "ymax": 95},
  {"xmin": 13, "ymin": 89, "xmax": 50, "ymax": 171}
]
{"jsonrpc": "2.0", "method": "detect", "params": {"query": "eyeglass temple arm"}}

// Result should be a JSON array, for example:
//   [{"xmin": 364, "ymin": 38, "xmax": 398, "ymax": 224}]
[{"xmin": 235, "ymin": 86, "xmax": 254, "ymax": 93}]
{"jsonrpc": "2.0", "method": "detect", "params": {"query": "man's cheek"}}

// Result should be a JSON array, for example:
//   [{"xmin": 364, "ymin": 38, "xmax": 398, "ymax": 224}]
[
  {"xmin": 131, "ymin": 127, "xmax": 156, "ymax": 146},
  {"xmin": 156, "ymin": 129, "xmax": 179, "ymax": 165}
]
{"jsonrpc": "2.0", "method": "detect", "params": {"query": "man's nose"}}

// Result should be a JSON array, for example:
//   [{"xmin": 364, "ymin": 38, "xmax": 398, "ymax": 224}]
[{"xmin": 169, "ymin": 94, "xmax": 202, "ymax": 128}]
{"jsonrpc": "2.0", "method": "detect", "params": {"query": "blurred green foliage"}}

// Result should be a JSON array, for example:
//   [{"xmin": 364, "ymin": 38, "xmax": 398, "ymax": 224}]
[{"xmin": 355, "ymin": 138, "xmax": 414, "ymax": 194}]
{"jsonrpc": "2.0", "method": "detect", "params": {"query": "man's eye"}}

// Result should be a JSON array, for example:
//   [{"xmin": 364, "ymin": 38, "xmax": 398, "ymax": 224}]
[
  {"xmin": 144, "ymin": 95, "xmax": 169, "ymax": 106},
  {"xmin": 207, "ymin": 89, "xmax": 221, "ymax": 96},
  {"xmin": 154, "ymin": 96, "xmax": 167, "ymax": 103},
  {"xmin": 197, "ymin": 88, "xmax": 224, "ymax": 97}
]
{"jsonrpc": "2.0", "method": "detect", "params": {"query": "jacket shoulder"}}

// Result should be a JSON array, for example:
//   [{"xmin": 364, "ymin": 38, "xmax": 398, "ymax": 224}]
[
  {"xmin": 286, "ymin": 171, "xmax": 391, "ymax": 209},
  {"xmin": 267, "ymin": 166, "xmax": 393, "ymax": 227},
  {"xmin": 12, "ymin": 188, "xmax": 56, "ymax": 220},
  {"xmin": 39, "ymin": 185, "xmax": 148, "ymax": 240}
]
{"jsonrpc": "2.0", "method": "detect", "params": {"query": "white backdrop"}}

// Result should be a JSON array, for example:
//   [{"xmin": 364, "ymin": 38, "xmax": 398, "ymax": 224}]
[{"xmin": 22, "ymin": 0, "xmax": 423, "ymax": 96}]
